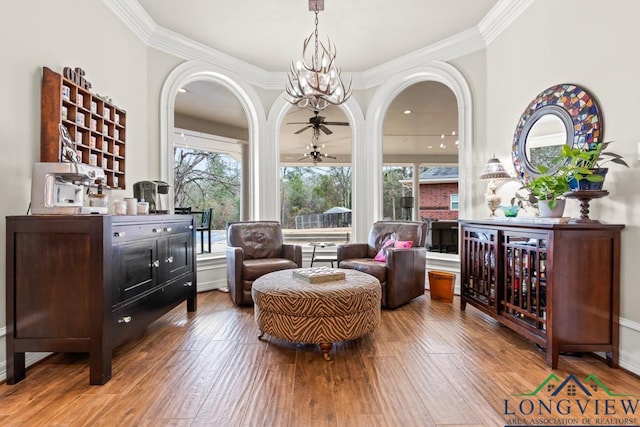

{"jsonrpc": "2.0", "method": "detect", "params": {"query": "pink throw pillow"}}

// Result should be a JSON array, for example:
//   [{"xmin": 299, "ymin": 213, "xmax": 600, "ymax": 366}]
[
  {"xmin": 394, "ymin": 240, "xmax": 413, "ymax": 249},
  {"xmin": 373, "ymin": 239, "xmax": 396, "ymax": 262}
]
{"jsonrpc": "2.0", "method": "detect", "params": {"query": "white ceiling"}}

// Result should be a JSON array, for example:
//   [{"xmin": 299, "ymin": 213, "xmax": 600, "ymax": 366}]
[
  {"xmin": 137, "ymin": 0, "xmax": 497, "ymax": 71},
  {"xmin": 139, "ymin": 0, "xmax": 500, "ymax": 164}
]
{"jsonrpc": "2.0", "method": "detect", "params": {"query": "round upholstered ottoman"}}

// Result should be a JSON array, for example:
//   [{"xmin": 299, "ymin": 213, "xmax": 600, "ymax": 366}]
[{"xmin": 252, "ymin": 268, "xmax": 381, "ymax": 360}]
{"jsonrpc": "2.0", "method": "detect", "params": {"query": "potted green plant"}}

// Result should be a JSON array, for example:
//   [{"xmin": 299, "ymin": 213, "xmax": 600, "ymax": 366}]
[
  {"xmin": 559, "ymin": 142, "xmax": 629, "ymax": 190},
  {"xmin": 510, "ymin": 187, "xmax": 538, "ymax": 213},
  {"xmin": 525, "ymin": 165, "xmax": 572, "ymax": 217}
]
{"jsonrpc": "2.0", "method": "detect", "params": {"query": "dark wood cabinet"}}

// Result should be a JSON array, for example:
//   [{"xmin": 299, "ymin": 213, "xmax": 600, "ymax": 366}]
[
  {"xmin": 5, "ymin": 215, "xmax": 197, "ymax": 385},
  {"xmin": 459, "ymin": 219, "xmax": 623, "ymax": 369}
]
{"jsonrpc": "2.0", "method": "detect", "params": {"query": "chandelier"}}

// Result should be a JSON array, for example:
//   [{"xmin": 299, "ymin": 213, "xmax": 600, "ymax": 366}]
[{"xmin": 285, "ymin": 0, "xmax": 352, "ymax": 112}]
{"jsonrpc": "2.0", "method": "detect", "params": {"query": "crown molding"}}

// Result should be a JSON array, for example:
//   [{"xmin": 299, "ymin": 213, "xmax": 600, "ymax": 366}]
[
  {"xmin": 360, "ymin": 27, "xmax": 485, "ymax": 89},
  {"xmin": 148, "ymin": 26, "xmax": 277, "ymax": 88},
  {"xmin": 103, "ymin": 0, "xmax": 533, "ymax": 90},
  {"xmin": 102, "ymin": 0, "xmax": 156, "ymax": 43},
  {"xmin": 478, "ymin": 0, "xmax": 534, "ymax": 45}
]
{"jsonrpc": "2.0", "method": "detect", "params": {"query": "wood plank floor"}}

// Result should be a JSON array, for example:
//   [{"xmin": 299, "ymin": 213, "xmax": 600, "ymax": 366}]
[{"xmin": 2, "ymin": 289, "xmax": 640, "ymax": 427}]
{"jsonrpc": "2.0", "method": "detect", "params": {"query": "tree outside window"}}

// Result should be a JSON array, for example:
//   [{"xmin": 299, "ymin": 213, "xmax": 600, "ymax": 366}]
[
  {"xmin": 280, "ymin": 166, "xmax": 352, "ymax": 231},
  {"xmin": 174, "ymin": 146, "xmax": 241, "ymax": 253}
]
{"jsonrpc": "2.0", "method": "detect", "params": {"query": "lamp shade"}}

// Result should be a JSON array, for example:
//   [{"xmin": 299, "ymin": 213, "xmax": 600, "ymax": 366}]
[{"xmin": 479, "ymin": 157, "xmax": 511, "ymax": 180}]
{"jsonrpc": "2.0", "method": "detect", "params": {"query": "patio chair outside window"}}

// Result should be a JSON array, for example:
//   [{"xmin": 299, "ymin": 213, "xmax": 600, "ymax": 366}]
[{"xmin": 197, "ymin": 208, "xmax": 212, "ymax": 253}]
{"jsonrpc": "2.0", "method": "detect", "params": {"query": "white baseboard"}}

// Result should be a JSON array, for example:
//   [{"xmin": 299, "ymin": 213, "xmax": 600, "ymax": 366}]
[
  {"xmin": 195, "ymin": 255, "xmax": 227, "ymax": 292},
  {"xmin": 619, "ymin": 317, "xmax": 640, "ymax": 374}
]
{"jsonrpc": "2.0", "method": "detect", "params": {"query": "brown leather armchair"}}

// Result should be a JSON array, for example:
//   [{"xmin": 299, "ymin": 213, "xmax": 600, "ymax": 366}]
[
  {"xmin": 226, "ymin": 221, "xmax": 302, "ymax": 306},
  {"xmin": 337, "ymin": 221, "xmax": 427, "ymax": 309}
]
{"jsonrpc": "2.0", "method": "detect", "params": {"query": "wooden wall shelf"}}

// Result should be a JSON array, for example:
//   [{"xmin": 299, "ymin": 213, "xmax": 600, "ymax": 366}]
[{"xmin": 40, "ymin": 66, "xmax": 127, "ymax": 189}]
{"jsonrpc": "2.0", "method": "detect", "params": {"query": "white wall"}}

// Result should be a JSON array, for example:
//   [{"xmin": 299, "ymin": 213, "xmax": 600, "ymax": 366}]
[
  {"xmin": 450, "ymin": 49, "xmax": 489, "ymax": 211},
  {"xmin": 0, "ymin": 0, "xmax": 150, "ymax": 369},
  {"xmin": 486, "ymin": 0, "xmax": 640, "ymax": 373},
  {"xmin": 145, "ymin": 48, "xmax": 184, "ymax": 180}
]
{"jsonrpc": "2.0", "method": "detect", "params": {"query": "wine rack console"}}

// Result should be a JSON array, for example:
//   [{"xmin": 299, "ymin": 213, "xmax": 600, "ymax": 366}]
[{"xmin": 460, "ymin": 220, "xmax": 624, "ymax": 369}]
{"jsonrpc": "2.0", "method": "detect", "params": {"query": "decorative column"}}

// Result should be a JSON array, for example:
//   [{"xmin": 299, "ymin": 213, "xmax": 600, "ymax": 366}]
[{"xmin": 412, "ymin": 163, "xmax": 420, "ymax": 221}]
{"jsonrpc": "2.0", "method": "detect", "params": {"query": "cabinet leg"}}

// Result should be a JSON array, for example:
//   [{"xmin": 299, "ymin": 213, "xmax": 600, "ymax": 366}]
[
  {"xmin": 187, "ymin": 294, "xmax": 197, "ymax": 312},
  {"xmin": 548, "ymin": 342, "xmax": 559, "ymax": 369},
  {"xmin": 89, "ymin": 349, "xmax": 112, "ymax": 385},
  {"xmin": 6, "ymin": 351, "xmax": 26, "ymax": 385}
]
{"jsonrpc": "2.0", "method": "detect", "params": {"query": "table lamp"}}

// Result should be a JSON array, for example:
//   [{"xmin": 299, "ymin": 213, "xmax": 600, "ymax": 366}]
[{"xmin": 479, "ymin": 156, "xmax": 511, "ymax": 217}]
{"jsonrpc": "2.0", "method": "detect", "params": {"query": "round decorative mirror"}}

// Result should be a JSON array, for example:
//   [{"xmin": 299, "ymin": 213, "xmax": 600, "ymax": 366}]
[{"xmin": 512, "ymin": 84, "xmax": 603, "ymax": 181}]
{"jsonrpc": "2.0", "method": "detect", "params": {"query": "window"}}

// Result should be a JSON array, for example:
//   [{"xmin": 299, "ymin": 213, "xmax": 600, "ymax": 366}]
[
  {"xmin": 382, "ymin": 166, "xmax": 412, "ymax": 220},
  {"xmin": 450, "ymin": 194, "xmax": 459, "ymax": 211},
  {"xmin": 174, "ymin": 129, "xmax": 242, "ymax": 254},
  {"xmin": 280, "ymin": 165, "xmax": 352, "ymax": 244}
]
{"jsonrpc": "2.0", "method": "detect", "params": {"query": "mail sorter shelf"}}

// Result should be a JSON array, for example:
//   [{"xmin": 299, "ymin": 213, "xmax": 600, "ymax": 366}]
[
  {"xmin": 459, "ymin": 220, "xmax": 624, "ymax": 369},
  {"xmin": 40, "ymin": 66, "xmax": 127, "ymax": 189},
  {"xmin": 5, "ymin": 215, "xmax": 197, "ymax": 385}
]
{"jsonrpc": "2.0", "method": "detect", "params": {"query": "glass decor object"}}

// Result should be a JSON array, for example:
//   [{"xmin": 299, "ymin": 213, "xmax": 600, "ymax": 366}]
[{"xmin": 499, "ymin": 205, "xmax": 519, "ymax": 217}]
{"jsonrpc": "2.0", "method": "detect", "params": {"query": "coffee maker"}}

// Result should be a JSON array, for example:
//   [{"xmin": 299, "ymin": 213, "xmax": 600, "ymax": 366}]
[
  {"xmin": 31, "ymin": 162, "xmax": 106, "ymax": 215},
  {"xmin": 133, "ymin": 180, "xmax": 170, "ymax": 213}
]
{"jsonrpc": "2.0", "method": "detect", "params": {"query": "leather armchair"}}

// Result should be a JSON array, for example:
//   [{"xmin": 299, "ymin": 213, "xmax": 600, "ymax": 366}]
[
  {"xmin": 337, "ymin": 221, "xmax": 427, "ymax": 309},
  {"xmin": 226, "ymin": 221, "xmax": 302, "ymax": 306}
]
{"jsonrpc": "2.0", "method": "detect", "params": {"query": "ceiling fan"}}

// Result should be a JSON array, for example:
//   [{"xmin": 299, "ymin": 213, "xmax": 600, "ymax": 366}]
[
  {"xmin": 287, "ymin": 112, "xmax": 349, "ymax": 135},
  {"xmin": 297, "ymin": 127, "xmax": 337, "ymax": 164},
  {"xmin": 298, "ymin": 144, "xmax": 337, "ymax": 164}
]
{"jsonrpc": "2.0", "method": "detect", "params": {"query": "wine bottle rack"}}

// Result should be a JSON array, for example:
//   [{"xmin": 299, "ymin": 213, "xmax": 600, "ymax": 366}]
[{"xmin": 459, "ymin": 220, "xmax": 623, "ymax": 369}]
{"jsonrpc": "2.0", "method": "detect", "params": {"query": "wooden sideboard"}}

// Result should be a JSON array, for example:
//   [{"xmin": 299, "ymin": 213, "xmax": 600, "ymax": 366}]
[
  {"xmin": 459, "ymin": 219, "xmax": 623, "ymax": 369},
  {"xmin": 5, "ymin": 215, "xmax": 197, "ymax": 385}
]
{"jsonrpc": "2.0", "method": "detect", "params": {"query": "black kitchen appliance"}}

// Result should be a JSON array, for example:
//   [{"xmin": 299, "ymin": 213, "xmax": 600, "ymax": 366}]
[{"xmin": 133, "ymin": 180, "xmax": 170, "ymax": 213}]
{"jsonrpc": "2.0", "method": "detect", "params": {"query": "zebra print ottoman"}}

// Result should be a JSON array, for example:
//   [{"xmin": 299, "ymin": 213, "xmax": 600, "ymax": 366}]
[{"xmin": 252, "ymin": 268, "xmax": 381, "ymax": 360}]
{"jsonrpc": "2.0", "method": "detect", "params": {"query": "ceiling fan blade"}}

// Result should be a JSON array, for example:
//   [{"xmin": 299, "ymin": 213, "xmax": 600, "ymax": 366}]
[
  {"xmin": 294, "ymin": 125, "xmax": 312, "ymax": 134},
  {"xmin": 325, "ymin": 154, "xmax": 337, "ymax": 159},
  {"xmin": 323, "ymin": 122, "xmax": 349, "ymax": 126},
  {"xmin": 286, "ymin": 121, "xmax": 311, "ymax": 125},
  {"xmin": 319, "ymin": 125, "xmax": 333, "ymax": 135},
  {"xmin": 297, "ymin": 156, "xmax": 309, "ymax": 161}
]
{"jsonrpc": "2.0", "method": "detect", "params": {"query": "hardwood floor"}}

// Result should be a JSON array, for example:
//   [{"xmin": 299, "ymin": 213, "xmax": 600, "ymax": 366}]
[{"xmin": 2, "ymin": 289, "xmax": 640, "ymax": 426}]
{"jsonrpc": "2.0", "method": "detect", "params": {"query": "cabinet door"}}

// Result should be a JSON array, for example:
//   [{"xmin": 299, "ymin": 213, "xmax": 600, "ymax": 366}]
[
  {"xmin": 500, "ymin": 230, "xmax": 548, "ymax": 337},
  {"xmin": 161, "ymin": 230, "xmax": 193, "ymax": 282},
  {"xmin": 461, "ymin": 226, "xmax": 498, "ymax": 312},
  {"xmin": 112, "ymin": 239, "xmax": 159, "ymax": 307}
]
